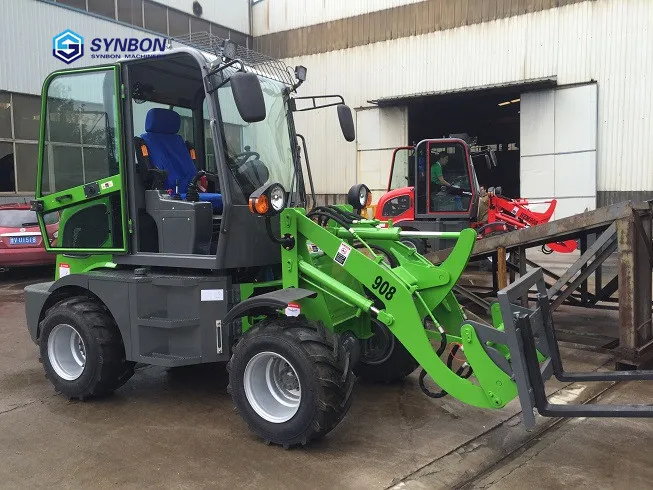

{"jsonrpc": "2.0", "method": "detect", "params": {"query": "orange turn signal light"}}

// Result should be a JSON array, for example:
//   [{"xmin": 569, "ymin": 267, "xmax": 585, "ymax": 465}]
[
  {"xmin": 249, "ymin": 194, "xmax": 270, "ymax": 215},
  {"xmin": 365, "ymin": 191, "xmax": 373, "ymax": 207}
]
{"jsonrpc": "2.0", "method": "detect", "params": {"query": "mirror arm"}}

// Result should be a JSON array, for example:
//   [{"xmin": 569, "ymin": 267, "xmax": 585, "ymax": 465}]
[
  {"xmin": 290, "ymin": 95, "xmax": 346, "ymax": 112},
  {"xmin": 206, "ymin": 59, "xmax": 246, "ymax": 94}
]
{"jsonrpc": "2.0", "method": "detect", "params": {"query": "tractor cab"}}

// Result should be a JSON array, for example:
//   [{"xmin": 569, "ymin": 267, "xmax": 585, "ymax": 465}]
[
  {"xmin": 376, "ymin": 137, "xmax": 485, "ymax": 251},
  {"xmin": 32, "ymin": 38, "xmax": 354, "ymax": 273}
]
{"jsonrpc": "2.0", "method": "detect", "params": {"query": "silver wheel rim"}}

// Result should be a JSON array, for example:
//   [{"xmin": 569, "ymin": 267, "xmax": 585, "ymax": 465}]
[
  {"xmin": 401, "ymin": 239, "xmax": 417, "ymax": 251},
  {"xmin": 243, "ymin": 352, "xmax": 301, "ymax": 423},
  {"xmin": 47, "ymin": 324, "xmax": 86, "ymax": 381}
]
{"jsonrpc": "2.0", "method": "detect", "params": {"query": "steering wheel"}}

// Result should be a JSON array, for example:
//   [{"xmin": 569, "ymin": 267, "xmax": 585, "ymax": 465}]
[
  {"xmin": 450, "ymin": 175, "xmax": 470, "ymax": 190},
  {"xmin": 232, "ymin": 150, "xmax": 261, "ymax": 167}
]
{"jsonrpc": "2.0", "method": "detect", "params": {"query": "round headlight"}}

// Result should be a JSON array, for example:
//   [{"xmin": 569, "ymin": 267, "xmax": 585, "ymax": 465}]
[
  {"xmin": 358, "ymin": 187, "xmax": 367, "ymax": 207},
  {"xmin": 248, "ymin": 182, "xmax": 287, "ymax": 216},
  {"xmin": 347, "ymin": 183, "xmax": 371, "ymax": 210},
  {"xmin": 269, "ymin": 184, "xmax": 285, "ymax": 212}
]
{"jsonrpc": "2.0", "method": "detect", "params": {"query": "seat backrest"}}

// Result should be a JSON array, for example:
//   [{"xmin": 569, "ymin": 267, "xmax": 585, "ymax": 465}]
[{"xmin": 140, "ymin": 108, "xmax": 196, "ymax": 192}]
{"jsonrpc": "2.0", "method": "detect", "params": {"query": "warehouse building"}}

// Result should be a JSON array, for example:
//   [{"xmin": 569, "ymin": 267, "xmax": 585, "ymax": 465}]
[
  {"xmin": 2, "ymin": 0, "xmax": 651, "ymax": 221},
  {"xmin": 253, "ymin": 0, "xmax": 653, "ymax": 218},
  {"xmin": 0, "ymin": 0, "xmax": 250, "ymax": 203}
]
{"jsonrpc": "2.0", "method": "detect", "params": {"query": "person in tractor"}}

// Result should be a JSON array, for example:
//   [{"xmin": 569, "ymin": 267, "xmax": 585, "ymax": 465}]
[
  {"xmin": 431, "ymin": 151, "xmax": 451, "ymax": 187},
  {"xmin": 430, "ymin": 150, "xmax": 465, "ymax": 211}
]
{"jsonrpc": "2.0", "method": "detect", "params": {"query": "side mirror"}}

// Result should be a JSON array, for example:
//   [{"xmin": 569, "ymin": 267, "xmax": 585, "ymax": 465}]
[
  {"xmin": 337, "ymin": 104, "xmax": 355, "ymax": 142},
  {"xmin": 230, "ymin": 72, "xmax": 266, "ymax": 123}
]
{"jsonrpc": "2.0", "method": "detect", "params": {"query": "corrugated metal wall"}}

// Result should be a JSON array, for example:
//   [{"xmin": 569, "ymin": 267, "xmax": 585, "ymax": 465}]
[
  {"xmin": 252, "ymin": 0, "xmax": 424, "ymax": 36},
  {"xmin": 0, "ymin": 1, "xmax": 161, "ymax": 95},
  {"xmin": 156, "ymin": 0, "xmax": 250, "ymax": 33},
  {"xmin": 278, "ymin": 0, "xmax": 653, "ymax": 196}
]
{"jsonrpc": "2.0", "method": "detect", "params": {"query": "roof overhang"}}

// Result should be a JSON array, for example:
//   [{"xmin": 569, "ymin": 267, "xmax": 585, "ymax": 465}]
[{"xmin": 368, "ymin": 77, "xmax": 557, "ymax": 107}]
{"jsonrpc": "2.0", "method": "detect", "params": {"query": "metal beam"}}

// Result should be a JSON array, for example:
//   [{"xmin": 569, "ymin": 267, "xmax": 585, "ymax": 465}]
[
  {"xmin": 548, "ymin": 223, "xmax": 617, "ymax": 298},
  {"xmin": 593, "ymin": 275, "xmax": 619, "ymax": 303},
  {"xmin": 632, "ymin": 211, "xmax": 653, "ymax": 267},
  {"xmin": 551, "ymin": 239, "xmax": 618, "ymax": 310},
  {"xmin": 453, "ymin": 285, "xmax": 492, "ymax": 312},
  {"xmin": 617, "ymin": 214, "xmax": 653, "ymax": 359},
  {"xmin": 426, "ymin": 201, "xmax": 646, "ymax": 264}
]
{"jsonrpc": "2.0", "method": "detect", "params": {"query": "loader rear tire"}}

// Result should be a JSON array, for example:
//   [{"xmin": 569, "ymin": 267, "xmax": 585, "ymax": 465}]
[
  {"xmin": 39, "ymin": 296, "xmax": 134, "ymax": 399},
  {"xmin": 227, "ymin": 317, "xmax": 355, "ymax": 448},
  {"xmin": 355, "ymin": 321, "xmax": 419, "ymax": 383},
  {"xmin": 401, "ymin": 237, "xmax": 426, "ymax": 254}
]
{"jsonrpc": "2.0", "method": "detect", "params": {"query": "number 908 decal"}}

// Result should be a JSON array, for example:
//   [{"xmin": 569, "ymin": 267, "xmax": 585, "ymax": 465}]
[{"xmin": 372, "ymin": 276, "xmax": 396, "ymax": 300}]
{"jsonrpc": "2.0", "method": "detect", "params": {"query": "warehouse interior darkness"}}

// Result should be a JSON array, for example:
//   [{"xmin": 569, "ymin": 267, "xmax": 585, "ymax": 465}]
[{"xmin": 406, "ymin": 88, "xmax": 522, "ymax": 198}]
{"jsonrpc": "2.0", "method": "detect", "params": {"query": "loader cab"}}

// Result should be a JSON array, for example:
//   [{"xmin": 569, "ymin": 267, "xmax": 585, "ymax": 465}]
[
  {"xmin": 378, "ymin": 138, "xmax": 481, "ymax": 250},
  {"xmin": 33, "ymin": 48, "xmax": 307, "ymax": 272},
  {"xmin": 386, "ymin": 139, "xmax": 480, "ymax": 219}
]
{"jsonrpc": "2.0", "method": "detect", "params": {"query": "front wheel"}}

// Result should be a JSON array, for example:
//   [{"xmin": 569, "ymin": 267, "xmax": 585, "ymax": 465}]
[
  {"xmin": 355, "ymin": 320, "xmax": 419, "ymax": 383},
  {"xmin": 227, "ymin": 317, "xmax": 355, "ymax": 448},
  {"xmin": 39, "ymin": 297, "xmax": 134, "ymax": 399}
]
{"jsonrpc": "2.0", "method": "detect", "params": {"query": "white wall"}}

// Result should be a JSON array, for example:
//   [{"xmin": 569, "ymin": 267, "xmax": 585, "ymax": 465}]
[
  {"xmin": 155, "ymin": 0, "xmax": 250, "ymax": 33},
  {"xmin": 252, "ymin": 0, "xmax": 424, "ymax": 36},
  {"xmin": 277, "ymin": 0, "xmax": 653, "ymax": 202},
  {"xmin": 0, "ymin": 1, "xmax": 172, "ymax": 96},
  {"xmin": 356, "ymin": 106, "xmax": 408, "ymax": 200},
  {"xmin": 521, "ymin": 84, "xmax": 597, "ymax": 218}
]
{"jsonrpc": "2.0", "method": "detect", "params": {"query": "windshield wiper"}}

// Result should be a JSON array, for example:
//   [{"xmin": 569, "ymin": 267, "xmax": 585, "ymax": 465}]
[{"xmin": 21, "ymin": 222, "xmax": 39, "ymax": 226}]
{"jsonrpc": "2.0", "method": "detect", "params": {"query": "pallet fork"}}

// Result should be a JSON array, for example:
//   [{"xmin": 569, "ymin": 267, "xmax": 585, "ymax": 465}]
[{"xmin": 498, "ymin": 268, "xmax": 653, "ymax": 428}]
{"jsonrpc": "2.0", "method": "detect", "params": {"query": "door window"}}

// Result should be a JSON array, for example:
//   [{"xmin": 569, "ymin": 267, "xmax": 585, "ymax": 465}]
[
  {"xmin": 427, "ymin": 142, "xmax": 472, "ymax": 213},
  {"xmin": 41, "ymin": 70, "xmax": 119, "ymax": 195},
  {"xmin": 37, "ymin": 68, "xmax": 125, "ymax": 252},
  {"xmin": 388, "ymin": 147, "xmax": 414, "ymax": 191}
]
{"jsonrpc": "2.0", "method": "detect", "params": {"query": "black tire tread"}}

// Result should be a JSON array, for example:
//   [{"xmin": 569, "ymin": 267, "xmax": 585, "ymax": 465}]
[
  {"xmin": 39, "ymin": 296, "xmax": 134, "ymax": 399},
  {"xmin": 401, "ymin": 237, "xmax": 426, "ymax": 254},
  {"xmin": 227, "ymin": 317, "xmax": 355, "ymax": 447},
  {"xmin": 355, "ymin": 338, "xmax": 419, "ymax": 383}
]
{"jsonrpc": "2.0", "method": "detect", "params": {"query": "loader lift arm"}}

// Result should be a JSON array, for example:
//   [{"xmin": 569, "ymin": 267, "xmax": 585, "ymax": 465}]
[{"xmin": 279, "ymin": 203, "xmax": 653, "ymax": 423}]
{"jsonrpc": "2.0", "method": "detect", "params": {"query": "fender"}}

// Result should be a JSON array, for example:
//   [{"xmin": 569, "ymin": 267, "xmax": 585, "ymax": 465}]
[
  {"xmin": 224, "ymin": 288, "xmax": 317, "ymax": 324},
  {"xmin": 375, "ymin": 186, "xmax": 415, "ymax": 224},
  {"xmin": 24, "ymin": 273, "xmax": 132, "ymax": 356}
]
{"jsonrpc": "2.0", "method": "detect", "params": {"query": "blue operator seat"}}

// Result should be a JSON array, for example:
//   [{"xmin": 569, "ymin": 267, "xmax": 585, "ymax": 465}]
[{"xmin": 140, "ymin": 108, "xmax": 222, "ymax": 213}]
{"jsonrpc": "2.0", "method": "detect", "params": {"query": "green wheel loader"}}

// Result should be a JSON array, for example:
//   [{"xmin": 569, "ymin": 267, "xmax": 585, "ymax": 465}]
[{"xmin": 25, "ymin": 35, "xmax": 653, "ymax": 448}]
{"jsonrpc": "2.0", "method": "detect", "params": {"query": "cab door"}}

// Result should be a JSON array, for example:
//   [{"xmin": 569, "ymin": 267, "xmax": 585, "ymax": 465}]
[{"xmin": 33, "ymin": 66, "xmax": 127, "ymax": 254}]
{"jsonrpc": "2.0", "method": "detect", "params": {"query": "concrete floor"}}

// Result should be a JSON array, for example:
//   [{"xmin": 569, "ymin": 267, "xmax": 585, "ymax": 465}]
[{"xmin": 1, "ymin": 267, "xmax": 653, "ymax": 489}]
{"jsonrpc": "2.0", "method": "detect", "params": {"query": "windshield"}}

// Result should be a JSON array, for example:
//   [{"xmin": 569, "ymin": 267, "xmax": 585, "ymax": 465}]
[
  {"xmin": 0, "ymin": 209, "xmax": 58, "ymax": 227},
  {"xmin": 216, "ymin": 76, "xmax": 295, "ymax": 201}
]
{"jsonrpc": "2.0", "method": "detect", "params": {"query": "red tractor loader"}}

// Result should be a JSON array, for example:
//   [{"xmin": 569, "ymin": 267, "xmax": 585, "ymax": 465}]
[{"xmin": 374, "ymin": 137, "xmax": 577, "ymax": 254}]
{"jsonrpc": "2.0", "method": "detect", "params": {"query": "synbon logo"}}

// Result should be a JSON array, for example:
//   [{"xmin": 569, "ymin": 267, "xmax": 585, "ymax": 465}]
[{"xmin": 52, "ymin": 29, "xmax": 84, "ymax": 64}]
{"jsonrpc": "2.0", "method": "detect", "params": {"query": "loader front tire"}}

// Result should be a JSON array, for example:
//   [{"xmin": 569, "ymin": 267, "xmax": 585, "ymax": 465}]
[
  {"xmin": 39, "ymin": 296, "xmax": 134, "ymax": 399},
  {"xmin": 227, "ymin": 317, "xmax": 355, "ymax": 448},
  {"xmin": 355, "ymin": 321, "xmax": 419, "ymax": 383}
]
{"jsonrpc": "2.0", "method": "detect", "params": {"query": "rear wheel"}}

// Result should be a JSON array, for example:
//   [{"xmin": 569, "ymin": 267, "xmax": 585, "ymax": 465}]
[
  {"xmin": 228, "ymin": 317, "xmax": 355, "ymax": 448},
  {"xmin": 355, "ymin": 320, "xmax": 419, "ymax": 383},
  {"xmin": 400, "ymin": 237, "xmax": 426, "ymax": 254},
  {"xmin": 39, "ymin": 296, "xmax": 134, "ymax": 399}
]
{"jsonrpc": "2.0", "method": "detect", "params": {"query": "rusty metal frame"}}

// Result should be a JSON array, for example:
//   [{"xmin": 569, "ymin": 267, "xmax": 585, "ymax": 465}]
[{"xmin": 427, "ymin": 200, "xmax": 653, "ymax": 367}]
